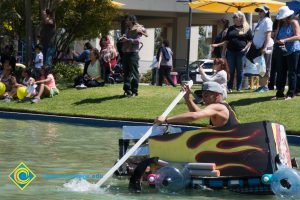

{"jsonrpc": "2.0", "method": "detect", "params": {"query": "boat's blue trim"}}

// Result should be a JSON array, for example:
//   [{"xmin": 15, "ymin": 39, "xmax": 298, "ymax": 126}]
[{"xmin": 0, "ymin": 110, "xmax": 299, "ymax": 145}]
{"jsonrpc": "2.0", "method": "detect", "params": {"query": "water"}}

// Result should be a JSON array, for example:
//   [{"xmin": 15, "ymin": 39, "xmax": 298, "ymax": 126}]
[{"xmin": 0, "ymin": 118, "xmax": 299, "ymax": 200}]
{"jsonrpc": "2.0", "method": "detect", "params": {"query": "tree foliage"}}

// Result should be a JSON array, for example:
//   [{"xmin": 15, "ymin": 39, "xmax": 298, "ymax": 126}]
[
  {"xmin": 0, "ymin": 0, "xmax": 118, "ymax": 62},
  {"xmin": 0, "ymin": 0, "xmax": 25, "ymax": 40},
  {"xmin": 52, "ymin": 0, "xmax": 118, "ymax": 60}
]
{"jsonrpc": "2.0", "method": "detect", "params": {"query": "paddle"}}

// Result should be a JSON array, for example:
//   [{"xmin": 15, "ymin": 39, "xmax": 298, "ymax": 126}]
[{"xmin": 96, "ymin": 80, "xmax": 193, "ymax": 187}]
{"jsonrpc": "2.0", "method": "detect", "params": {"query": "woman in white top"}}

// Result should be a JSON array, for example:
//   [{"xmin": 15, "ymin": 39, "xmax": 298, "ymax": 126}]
[
  {"xmin": 253, "ymin": 5, "xmax": 274, "ymax": 92},
  {"xmin": 198, "ymin": 58, "xmax": 229, "ymax": 99}
]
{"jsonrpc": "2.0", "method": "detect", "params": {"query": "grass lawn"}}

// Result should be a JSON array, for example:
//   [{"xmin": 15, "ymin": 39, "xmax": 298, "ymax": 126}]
[{"xmin": 0, "ymin": 83, "xmax": 299, "ymax": 134}]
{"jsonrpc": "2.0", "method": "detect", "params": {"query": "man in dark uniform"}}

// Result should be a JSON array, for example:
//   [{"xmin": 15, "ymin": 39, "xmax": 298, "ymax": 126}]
[{"xmin": 155, "ymin": 81, "xmax": 239, "ymax": 128}]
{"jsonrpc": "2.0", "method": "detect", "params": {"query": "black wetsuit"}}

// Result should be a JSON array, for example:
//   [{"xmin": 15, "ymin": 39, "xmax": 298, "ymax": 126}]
[{"xmin": 210, "ymin": 102, "xmax": 239, "ymax": 128}]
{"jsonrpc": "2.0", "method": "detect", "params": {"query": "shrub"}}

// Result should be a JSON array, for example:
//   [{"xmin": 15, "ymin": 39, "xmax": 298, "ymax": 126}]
[
  {"xmin": 140, "ymin": 70, "xmax": 152, "ymax": 83},
  {"xmin": 53, "ymin": 62, "xmax": 83, "ymax": 82}
]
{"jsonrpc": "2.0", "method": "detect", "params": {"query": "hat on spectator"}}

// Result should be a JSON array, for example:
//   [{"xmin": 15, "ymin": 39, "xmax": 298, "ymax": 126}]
[
  {"xmin": 276, "ymin": 6, "xmax": 294, "ymax": 20},
  {"xmin": 255, "ymin": 5, "xmax": 270, "ymax": 13}
]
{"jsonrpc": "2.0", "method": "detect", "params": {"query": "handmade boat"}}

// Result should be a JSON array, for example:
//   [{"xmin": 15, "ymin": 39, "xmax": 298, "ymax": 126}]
[{"xmin": 115, "ymin": 121, "xmax": 299, "ymax": 196}]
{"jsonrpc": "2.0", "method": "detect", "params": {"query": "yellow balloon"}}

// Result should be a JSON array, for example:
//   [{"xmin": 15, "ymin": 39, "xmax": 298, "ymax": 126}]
[
  {"xmin": 0, "ymin": 82, "xmax": 6, "ymax": 96},
  {"xmin": 17, "ymin": 87, "xmax": 27, "ymax": 100}
]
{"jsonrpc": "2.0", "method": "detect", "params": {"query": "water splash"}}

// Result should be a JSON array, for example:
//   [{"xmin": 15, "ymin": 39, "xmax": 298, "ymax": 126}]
[{"xmin": 63, "ymin": 178, "xmax": 107, "ymax": 193}]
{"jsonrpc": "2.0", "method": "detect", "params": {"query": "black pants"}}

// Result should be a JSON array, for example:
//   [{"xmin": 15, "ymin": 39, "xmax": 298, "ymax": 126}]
[
  {"xmin": 122, "ymin": 53, "xmax": 139, "ymax": 94},
  {"xmin": 74, "ymin": 75, "xmax": 104, "ymax": 87},
  {"xmin": 275, "ymin": 51, "xmax": 300, "ymax": 97},
  {"xmin": 297, "ymin": 55, "xmax": 300, "ymax": 93},
  {"xmin": 268, "ymin": 47, "xmax": 280, "ymax": 89},
  {"xmin": 151, "ymin": 68, "xmax": 158, "ymax": 85},
  {"xmin": 158, "ymin": 65, "xmax": 175, "ymax": 87}
]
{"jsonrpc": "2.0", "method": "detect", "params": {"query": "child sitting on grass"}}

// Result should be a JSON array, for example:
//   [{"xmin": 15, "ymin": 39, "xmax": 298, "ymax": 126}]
[
  {"xmin": 0, "ymin": 60, "xmax": 18, "ymax": 102},
  {"xmin": 17, "ymin": 68, "xmax": 37, "ymax": 102},
  {"xmin": 31, "ymin": 66, "xmax": 59, "ymax": 103}
]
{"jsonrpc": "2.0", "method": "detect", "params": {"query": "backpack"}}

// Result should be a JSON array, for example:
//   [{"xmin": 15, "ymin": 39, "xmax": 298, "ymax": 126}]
[{"xmin": 156, "ymin": 47, "xmax": 170, "ymax": 62}]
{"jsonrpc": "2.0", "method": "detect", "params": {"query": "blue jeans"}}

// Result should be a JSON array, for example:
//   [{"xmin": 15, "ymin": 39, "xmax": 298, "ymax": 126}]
[{"xmin": 226, "ymin": 50, "xmax": 245, "ymax": 90}]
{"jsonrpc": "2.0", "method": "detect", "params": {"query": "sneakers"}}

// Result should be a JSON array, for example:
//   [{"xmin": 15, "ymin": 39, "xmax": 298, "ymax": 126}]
[
  {"xmin": 271, "ymin": 96, "xmax": 285, "ymax": 100},
  {"xmin": 123, "ymin": 91, "xmax": 132, "ymax": 97},
  {"xmin": 20, "ymin": 97, "xmax": 31, "ymax": 103},
  {"xmin": 75, "ymin": 84, "xmax": 87, "ymax": 89},
  {"xmin": 272, "ymin": 95, "xmax": 294, "ymax": 101},
  {"xmin": 3, "ymin": 96, "xmax": 12, "ymax": 103},
  {"xmin": 285, "ymin": 96, "xmax": 293, "ymax": 100},
  {"xmin": 123, "ymin": 91, "xmax": 138, "ymax": 98},
  {"xmin": 31, "ymin": 96, "xmax": 41, "ymax": 103}
]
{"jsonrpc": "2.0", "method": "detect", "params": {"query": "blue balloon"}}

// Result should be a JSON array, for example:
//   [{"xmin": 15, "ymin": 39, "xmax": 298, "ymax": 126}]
[
  {"xmin": 270, "ymin": 168, "xmax": 300, "ymax": 199},
  {"xmin": 155, "ymin": 166, "xmax": 190, "ymax": 194}
]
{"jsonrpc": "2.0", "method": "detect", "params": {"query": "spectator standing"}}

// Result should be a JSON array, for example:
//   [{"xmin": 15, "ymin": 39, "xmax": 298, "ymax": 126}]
[
  {"xmin": 252, "ymin": 5, "xmax": 274, "ymax": 93},
  {"xmin": 268, "ymin": 19, "xmax": 279, "ymax": 90},
  {"xmin": 211, "ymin": 18, "xmax": 229, "ymax": 58},
  {"xmin": 272, "ymin": 6, "xmax": 300, "ymax": 100},
  {"xmin": 33, "ymin": 45, "xmax": 44, "ymax": 80},
  {"xmin": 120, "ymin": 15, "xmax": 147, "ymax": 97},
  {"xmin": 150, "ymin": 56, "xmax": 158, "ymax": 85},
  {"xmin": 157, "ymin": 40, "xmax": 176, "ymax": 87},
  {"xmin": 223, "ymin": 11, "xmax": 252, "ymax": 92},
  {"xmin": 296, "ymin": 14, "xmax": 300, "ymax": 96},
  {"xmin": 100, "ymin": 36, "xmax": 117, "ymax": 83}
]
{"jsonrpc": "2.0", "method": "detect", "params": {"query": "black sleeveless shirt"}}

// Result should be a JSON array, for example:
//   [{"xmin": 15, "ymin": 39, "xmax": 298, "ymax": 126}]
[{"xmin": 209, "ymin": 102, "xmax": 239, "ymax": 128}]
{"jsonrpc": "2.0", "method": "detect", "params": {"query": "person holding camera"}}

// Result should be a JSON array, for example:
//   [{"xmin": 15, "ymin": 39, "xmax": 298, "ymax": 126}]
[{"xmin": 198, "ymin": 58, "xmax": 229, "ymax": 99}]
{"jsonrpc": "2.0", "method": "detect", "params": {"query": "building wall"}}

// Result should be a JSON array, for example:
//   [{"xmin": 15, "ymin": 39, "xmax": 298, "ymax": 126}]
[{"xmin": 139, "ymin": 28, "xmax": 155, "ymax": 73}]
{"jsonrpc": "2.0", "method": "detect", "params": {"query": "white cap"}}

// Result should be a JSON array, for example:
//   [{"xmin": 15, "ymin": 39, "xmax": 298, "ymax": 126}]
[
  {"xmin": 277, "ymin": 6, "xmax": 294, "ymax": 20},
  {"xmin": 202, "ymin": 81, "xmax": 223, "ymax": 95}
]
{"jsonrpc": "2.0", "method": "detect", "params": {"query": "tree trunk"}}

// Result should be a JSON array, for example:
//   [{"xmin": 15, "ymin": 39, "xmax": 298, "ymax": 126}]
[{"xmin": 25, "ymin": 0, "xmax": 32, "ymax": 67}]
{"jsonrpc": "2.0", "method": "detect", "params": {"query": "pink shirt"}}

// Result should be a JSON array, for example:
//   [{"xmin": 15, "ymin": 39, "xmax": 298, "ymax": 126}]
[{"xmin": 46, "ymin": 74, "xmax": 56, "ymax": 89}]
